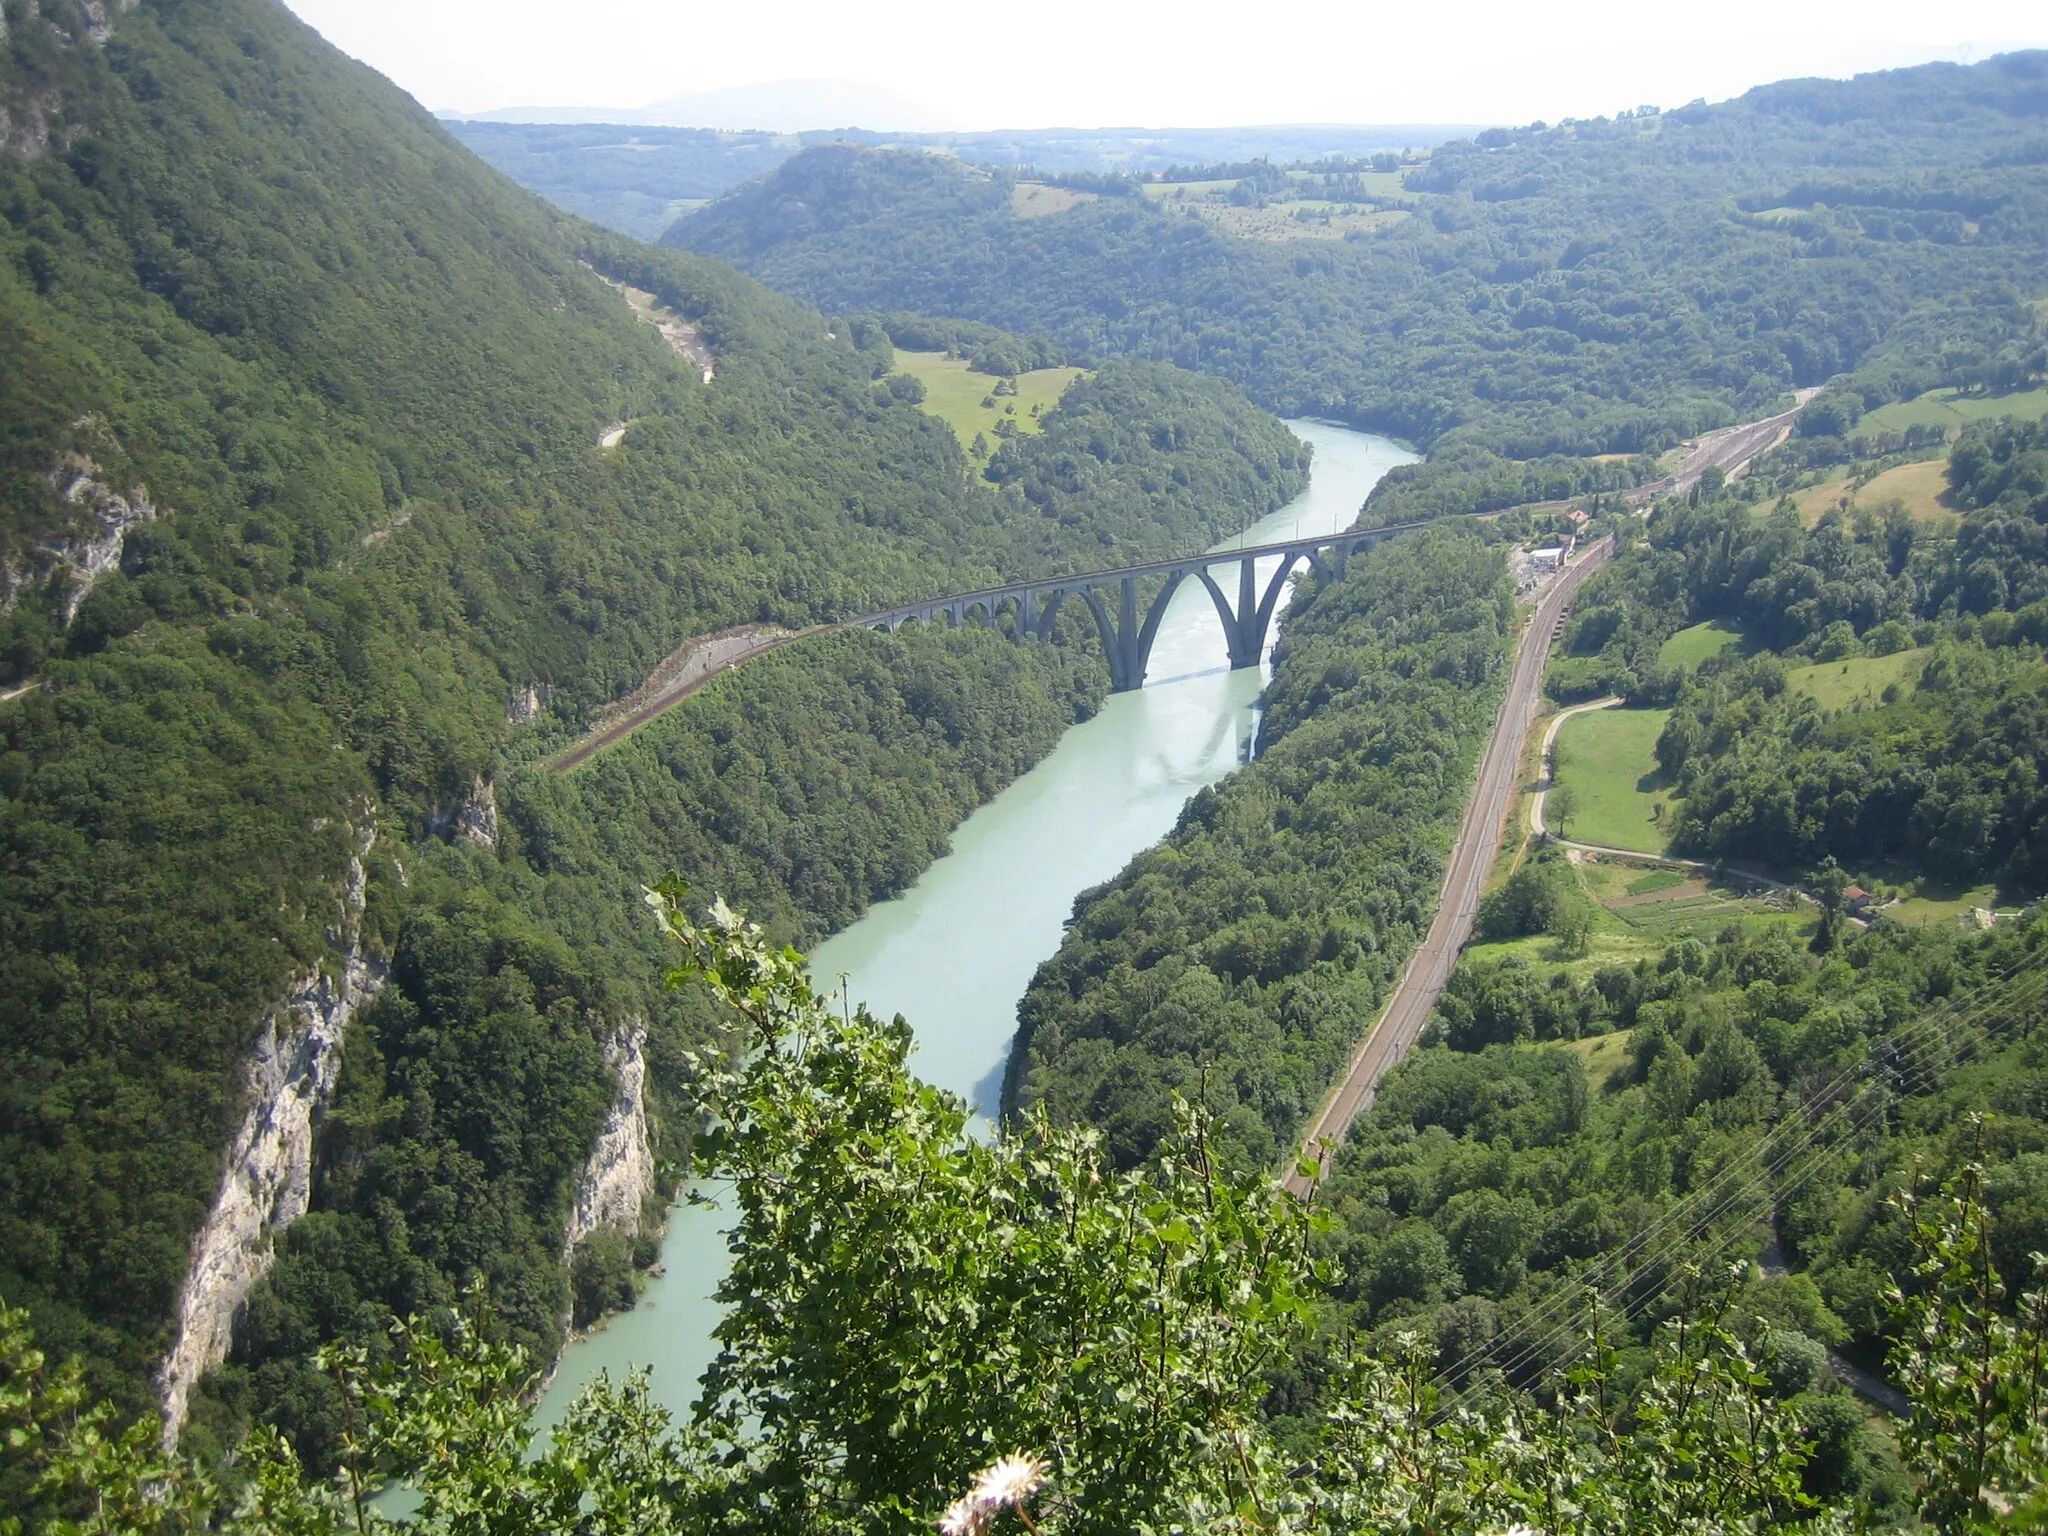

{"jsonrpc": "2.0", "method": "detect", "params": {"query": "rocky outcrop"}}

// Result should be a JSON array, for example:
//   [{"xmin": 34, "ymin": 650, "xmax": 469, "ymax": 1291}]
[
  {"xmin": 428, "ymin": 774, "xmax": 499, "ymax": 849},
  {"xmin": 157, "ymin": 817, "xmax": 384, "ymax": 1447},
  {"xmin": 1, "ymin": 454, "xmax": 159, "ymax": 623},
  {"xmin": 565, "ymin": 1020, "xmax": 657, "ymax": 1251},
  {"xmin": 80, "ymin": 0, "xmax": 139, "ymax": 45},
  {"xmin": 0, "ymin": 1, "xmax": 137, "ymax": 156},
  {"xmin": 508, "ymin": 681, "xmax": 549, "ymax": 723}
]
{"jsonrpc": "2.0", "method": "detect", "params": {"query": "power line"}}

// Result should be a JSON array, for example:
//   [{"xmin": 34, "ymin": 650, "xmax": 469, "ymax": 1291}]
[{"xmin": 1416, "ymin": 941, "xmax": 2048, "ymax": 1412}]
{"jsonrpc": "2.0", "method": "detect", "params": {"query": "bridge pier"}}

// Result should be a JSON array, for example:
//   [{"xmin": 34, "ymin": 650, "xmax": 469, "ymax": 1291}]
[
  {"xmin": 1193, "ymin": 551, "xmax": 1309, "ymax": 672},
  {"xmin": 860, "ymin": 523, "xmax": 1403, "ymax": 690}
]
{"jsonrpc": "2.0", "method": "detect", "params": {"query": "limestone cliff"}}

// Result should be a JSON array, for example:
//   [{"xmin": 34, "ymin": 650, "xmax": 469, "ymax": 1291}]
[
  {"xmin": 156, "ymin": 816, "xmax": 384, "ymax": 1446},
  {"xmin": 0, "ymin": 454, "xmax": 159, "ymax": 624},
  {"xmin": 565, "ymin": 1019, "xmax": 658, "ymax": 1252},
  {"xmin": 0, "ymin": 0, "xmax": 137, "ymax": 156},
  {"xmin": 427, "ymin": 774, "xmax": 500, "ymax": 850}
]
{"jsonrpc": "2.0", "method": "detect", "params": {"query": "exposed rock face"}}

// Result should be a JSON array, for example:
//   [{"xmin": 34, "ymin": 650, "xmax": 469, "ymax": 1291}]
[
  {"xmin": 428, "ymin": 774, "xmax": 499, "ymax": 848},
  {"xmin": 80, "ymin": 0, "xmax": 139, "ymax": 45},
  {"xmin": 508, "ymin": 681, "xmax": 548, "ymax": 723},
  {"xmin": 0, "ymin": 1, "xmax": 137, "ymax": 155},
  {"xmin": 454, "ymin": 774, "xmax": 498, "ymax": 849},
  {"xmin": 566, "ymin": 1020, "xmax": 657, "ymax": 1251},
  {"xmin": 157, "ymin": 819, "xmax": 384, "ymax": 1447},
  {"xmin": 0, "ymin": 455, "xmax": 159, "ymax": 623}
]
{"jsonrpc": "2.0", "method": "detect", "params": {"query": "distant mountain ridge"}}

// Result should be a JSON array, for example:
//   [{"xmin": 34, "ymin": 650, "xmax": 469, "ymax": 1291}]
[
  {"xmin": 667, "ymin": 51, "xmax": 2048, "ymax": 456},
  {"xmin": 442, "ymin": 119, "xmax": 1482, "ymax": 240}
]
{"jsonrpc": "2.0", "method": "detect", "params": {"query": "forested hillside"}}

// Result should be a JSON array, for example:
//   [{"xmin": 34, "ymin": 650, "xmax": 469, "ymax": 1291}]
[
  {"xmin": 670, "ymin": 55, "xmax": 2048, "ymax": 458},
  {"xmin": 0, "ymin": 0, "xmax": 1305, "ymax": 1442},
  {"xmin": 1547, "ymin": 419, "xmax": 2048, "ymax": 894},
  {"xmin": 1006, "ymin": 528, "xmax": 1512, "ymax": 1167}
]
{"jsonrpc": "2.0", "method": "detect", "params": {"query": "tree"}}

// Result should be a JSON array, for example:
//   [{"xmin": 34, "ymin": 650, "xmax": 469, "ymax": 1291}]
[
  {"xmin": 6, "ymin": 895, "xmax": 2048, "ymax": 1531},
  {"xmin": 1550, "ymin": 896, "xmax": 1594, "ymax": 958},
  {"xmin": 1808, "ymin": 855, "xmax": 1849, "ymax": 952},
  {"xmin": 1547, "ymin": 782, "xmax": 1579, "ymax": 839}
]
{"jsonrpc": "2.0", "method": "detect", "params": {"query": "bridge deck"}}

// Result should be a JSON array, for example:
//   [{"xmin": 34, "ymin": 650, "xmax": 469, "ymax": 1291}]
[{"xmin": 855, "ymin": 518, "xmax": 1431, "ymax": 623}]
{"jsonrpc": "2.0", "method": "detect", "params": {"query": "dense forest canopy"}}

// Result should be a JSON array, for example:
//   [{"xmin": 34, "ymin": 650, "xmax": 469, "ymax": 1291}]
[
  {"xmin": 8, "ymin": 0, "xmax": 2048, "ymax": 1525},
  {"xmin": 0, "ymin": 0, "xmax": 1306, "ymax": 1437},
  {"xmin": 6, "ymin": 898, "xmax": 2047, "ymax": 1532},
  {"xmin": 670, "ymin": 54, "xmax": 2048, "ymax": 457}
]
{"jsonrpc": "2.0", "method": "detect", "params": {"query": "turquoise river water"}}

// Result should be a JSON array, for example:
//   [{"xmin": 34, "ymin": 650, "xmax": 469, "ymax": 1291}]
[{"xmin": 528, "ymin": 420, "xmax": 1412, "ymax": 1434}]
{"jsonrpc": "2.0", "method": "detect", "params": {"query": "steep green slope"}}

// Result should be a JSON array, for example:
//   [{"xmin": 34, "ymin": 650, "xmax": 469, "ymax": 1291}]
[
  {"xmin": 670, "ymin": 55, "xmax": 2048, "ymax": 458},
  {"xmin": 0, "ymin": 0, "xmax": 1306, "ymax": 1430},
  {"xmin": 1005, "ymin": 528, "xmax": 1513, "ymax": 1168}
]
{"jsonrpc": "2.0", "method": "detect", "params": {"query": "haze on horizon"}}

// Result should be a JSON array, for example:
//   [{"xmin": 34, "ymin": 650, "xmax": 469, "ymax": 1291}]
[{"xmin": 285, "ymin": 0, "xmax": 2047, "ymax": 132}]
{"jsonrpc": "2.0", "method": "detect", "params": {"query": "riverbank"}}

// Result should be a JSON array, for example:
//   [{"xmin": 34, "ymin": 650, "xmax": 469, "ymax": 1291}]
[{"xmin": 529, "ymin": 421, "xmax": 1414, "ymax": 1426}]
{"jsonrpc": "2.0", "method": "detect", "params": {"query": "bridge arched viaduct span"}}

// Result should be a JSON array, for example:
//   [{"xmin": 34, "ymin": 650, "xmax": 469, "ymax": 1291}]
[{"xmin": 858, "ymin": 521, "xmax": 1429, "ymax": 692}]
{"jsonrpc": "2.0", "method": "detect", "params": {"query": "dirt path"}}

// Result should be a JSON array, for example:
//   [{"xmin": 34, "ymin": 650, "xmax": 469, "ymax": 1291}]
[
  {"xmin": 550, "ymin": 625, "xmax": 810, "ymax": 772},
  {"xmin": 1529, "ymin": 695, "xmax": 1798, "ymax": 895},
  {"xmin": 1529, "ymin": 695, "xmax": 1623, "ymax": 839},
  {"xmin": 1284, "ymin": 537, "xmax": 1612, "ymax": 1194}
]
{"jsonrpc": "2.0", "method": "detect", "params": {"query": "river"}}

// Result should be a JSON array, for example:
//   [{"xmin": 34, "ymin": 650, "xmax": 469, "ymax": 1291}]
[{"xmin": 528, "ymin": 420, "xmax": 1412, "ymax": 1435}]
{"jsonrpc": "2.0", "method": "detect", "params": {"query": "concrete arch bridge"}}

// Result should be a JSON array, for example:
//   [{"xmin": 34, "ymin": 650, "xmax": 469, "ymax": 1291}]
[{"xmin": 860, "ymin": 521, "xmax": 1426, "ymax": 692}]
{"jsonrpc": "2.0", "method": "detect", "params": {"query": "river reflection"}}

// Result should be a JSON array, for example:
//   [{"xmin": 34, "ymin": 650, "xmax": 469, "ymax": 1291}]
[{"xmin": 527, "ymin": 420, "xmax": 1413, "ymax": 1435}]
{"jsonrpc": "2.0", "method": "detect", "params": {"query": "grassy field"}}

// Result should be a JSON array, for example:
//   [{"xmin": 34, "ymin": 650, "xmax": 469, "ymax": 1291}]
[
  {"xmin": 1857, "ymin": 384, "xmax": 2048, "ymax": 438},
  {"xmin": 1564, "ymin": 1031, "xmax": 1634, "ymax": 1093},
  {"xmin": 1856, "ymin": 459, "xmax": 1956, "ymax": 523},
  {"xmin": 1140, "ymin": 179, "xmax": 1237, "ymax": 200},
  {"xmin": 1886, "ymin": 880, "xmax": 2001, "ymax": 928},
  {"xmin": 1552, "ymin": 707, "xmax": 1673, "ymax": 853},
  {"xmin": 1178, "ymin": 201, "xmax": 1409, "ymax": 242},
  {"xmin": 1788, "ymin": 458, "xmax": 1956, "ymax": 528},
  {"xmin": 1657, "ymin": 620, "xmax": 1745, "ymax": 669},
  {"xmin": 1785, "ymin": 648, "xmax": 1930, "ymax": 710},
  {"xmin": 891, "ymin": 349, "xmax": 1086, "ymax": 464},
  {"xmin": 1010, "ymin": 183, "xmax": 1096, "ymax": 218},
  {"xmin": 1138, "ymin": 172, "xmax": 1413, "ymax": 242}
]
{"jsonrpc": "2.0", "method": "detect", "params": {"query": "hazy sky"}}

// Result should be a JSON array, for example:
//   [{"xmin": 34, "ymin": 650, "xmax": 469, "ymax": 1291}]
[{"xmin": 282, "ymin": 0, "xmax": 2048, "ymax": 129}]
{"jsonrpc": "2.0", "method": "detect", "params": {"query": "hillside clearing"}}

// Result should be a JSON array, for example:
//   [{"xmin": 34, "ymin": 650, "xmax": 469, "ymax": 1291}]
[
  {"xmin": 891, "ymin": 349, "xmax": 1085, "ymax": 464},
  {"xmin": 1857, "ymin": 383, "xmax": 2048, "ymax": 437},
  {"xmin": 1788, "ymin": 457, "xmax": 1956, "ymax": 527},
  {"xmin": 1551, "ymin": 707, "xmax": 1673, "ymax": 854},
  {"xmin": 1784, "ymin": 648, "xmax": 1930, "ymax": 710},
  {"xmin": 1010, "ymin": 183, "xmax": 1096, "ymax": 217},
  {"xmin": 1657, "ymin": 620, "xmax": 1745, "ymax": 669}
]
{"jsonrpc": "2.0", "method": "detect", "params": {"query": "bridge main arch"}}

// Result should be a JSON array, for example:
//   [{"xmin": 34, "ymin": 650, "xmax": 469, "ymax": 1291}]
[{"xmin": 856, "ymin": 523, "xmax": 1408, "ymax": 692}]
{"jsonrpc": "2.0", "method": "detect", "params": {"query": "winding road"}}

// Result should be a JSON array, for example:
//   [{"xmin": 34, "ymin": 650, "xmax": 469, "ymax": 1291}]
[{"xmin": 1284, "ymin": 537, "xmax": 1612, "ymax": 1194}]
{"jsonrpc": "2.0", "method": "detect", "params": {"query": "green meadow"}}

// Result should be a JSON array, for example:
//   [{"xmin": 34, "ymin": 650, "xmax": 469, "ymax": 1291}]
[
  {"xmin": 1551, "ymin": 707, "xmax": 1673, "ymax": 853},
  {"xmin": 891, "ymin": 348, "xmax": 1086, "ymax": 464}
]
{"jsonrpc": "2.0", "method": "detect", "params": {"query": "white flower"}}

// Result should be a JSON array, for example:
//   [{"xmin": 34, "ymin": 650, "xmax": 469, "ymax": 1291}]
[
  {"xmin": 937, "ymin": 1453, "xmax": 1048, "ymax": 1534},
  {"xmin": 939, "ymin": 1495, "xmax": 991, "ymax": 1536},
  {"xmin": 972, "ymin": 1453, "xmax": 1047, "ymax": 1510}
]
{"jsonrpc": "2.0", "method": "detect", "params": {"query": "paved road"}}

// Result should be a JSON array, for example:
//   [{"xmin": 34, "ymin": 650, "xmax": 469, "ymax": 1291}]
[{"xmin": 1284, "ymin": 537, "xmax": 1612, "ymax": 1195}]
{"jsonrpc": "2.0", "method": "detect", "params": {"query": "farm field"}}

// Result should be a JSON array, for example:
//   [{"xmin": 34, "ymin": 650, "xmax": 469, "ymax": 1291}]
[
  {"xmin": 1784, "ymin": 647, "xmax": 1930, "ymax": 710},
  {"xmin": 1787, "ymin": 457, "xmax": 1955, "ymax": 527},
  {"xmin": 1466, "ymin": 857, "xmax": 1798, "ymax": 976},
  {"xmin": 1856, "ymin": 383, "xmax": 2048, "ymax": 437},
  {"xmin": 1177, "ymin": 200, "xmax": 1410, "ymax": 241},
  {"xmin": 1657, "ymin": 620, "xmax": 1745, "ymax": 669},
  {"xmin": 1551, "ymin": 707, "xmax": 1673, "ymax": 853},
  {"xmin": 890, "ymin": 349, "xmax": 1086, "ymax": 463},
  {"xmin": 1010, "ymin": 182, "xmax": 1096, "ymax": 218}
]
